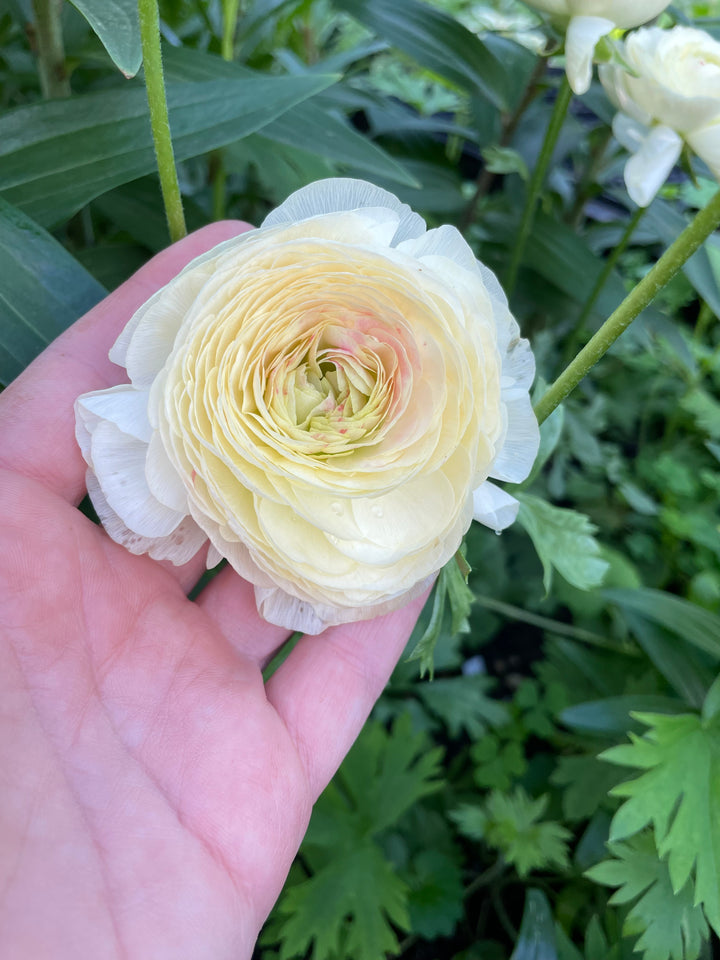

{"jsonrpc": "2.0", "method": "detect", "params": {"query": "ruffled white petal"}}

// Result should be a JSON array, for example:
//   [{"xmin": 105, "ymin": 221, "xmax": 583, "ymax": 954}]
[
  {"xmin": 145, "ymin": 430, "xmax": 189, "ymax": 514},
  {"xmin": 261, "ymin": 178, "xmax": 426, "ymax": 245},
  {"xmin": 491, "ymin": 390, "xmax": 540, "ymax": 484},
  {"xmin": 612, "ymin": 112, "xmax": 650, "ymax": 154},
  {"xmin": 565, "ymin": 16, "xmax": 614, "ymax": 95},
  {"xmin": 86, "ymin": 470, "xmax": 207, "ymax": 564},
  {"xmin": 396, "ymin": 224, "xmax": 479, "ymax": 273},
  {"xmin": 75, "ymin": 385, "xmax": 152, "ymax": 461},
  {"xmin": 472, "ymin": 481, "xmax": 520, "ymax": 532},
  {"xmin": 624, "ymin": 123, "xmax": 683, "ymax": 207},
  {"xmin": 90, "ymin": 420, "xmax": 185, "ymax": 538},
  {"xmin": 687, "ymin": 120, "xmax": 720, "ymax": 180},
  {"xmin": 254, "ymin": 586, "xmax": 328, "ymax": 635}
]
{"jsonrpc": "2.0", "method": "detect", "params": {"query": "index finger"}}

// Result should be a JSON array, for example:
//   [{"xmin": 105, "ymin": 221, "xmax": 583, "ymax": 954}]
[{"xmin": 0, "ymin": 221, "xmax": 251, "ymax": 504}]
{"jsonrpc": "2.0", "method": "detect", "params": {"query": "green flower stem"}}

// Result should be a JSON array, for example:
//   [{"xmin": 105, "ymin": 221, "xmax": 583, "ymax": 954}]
[
  {"xmin": 221, "ymin": 0, "xmax": 240, "ymax": 60},
  {"xmin": 504, "ymin": 74, "xmax": 572, "ymax": 298},
  {"xmin": 138, "ymin": 0, "xmax": 186, "ymax": 242},
  {"xmin": 534, "ymin": 186, "xmax": 720, "ymax": 426},
  {"xmin": 31, "ymin": 0, "xmax": 70, "ymax": 99},
  {"xmin": 576, "ymin": 205, "xmax": 646, "ymax": 331}
]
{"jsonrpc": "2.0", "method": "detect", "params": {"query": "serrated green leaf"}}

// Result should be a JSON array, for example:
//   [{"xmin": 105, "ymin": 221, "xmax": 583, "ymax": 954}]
[
  {"xmin": 308, "ymin": 715, "xmax": 442, "ymax": 845},
  {"xmin": 407, "ymin": 848, "xmax": 464, "ymax": 939},
  {"xmin": 406, "ymin": 574, "xmax": 446, "ymax": 679},
  {"xmin": 450, "ymin": 802, "xmax": 488, "ymax": 841},
  {"xmin": 551, "ymin": 753, "xmax": 627, "ymax": 822},
  {"xmin": 516, "ymin": 494, "xmax": 609, "ymax": 594},
  {"xmin": 0, "ymin": 75, "xmax": 336, "ymax": 226},
  {"xmin": 601, "ymin": 711, "xmax": 720, "ymax": 933},
  {"xmin": 482, "ymin": 789, "xmax": 571, "ymax": 878},
  {"xmin": 0, "ymin": 198, "xmax": 106, "ymax": 385},
  {"xmin": 586, "ymin": 834, "xmax": 709, "ymax": 960},
  {"xmin": 605, "ymin": 588, "xmax": 720, "ymax": 661},
  {"xmin": 276, "ymin": 841, "xmax": 409, "ymax": 960},
  {"xmin": 510, "ymin": 889, "xmax": 558, "ymax": 960},
  {"xmin": 68, "ymin": 0, "xmax": 142, "ymax": 77},
  {"xmin": 417, "ymin": 674, "xmax": 509, "ymax": 739}
]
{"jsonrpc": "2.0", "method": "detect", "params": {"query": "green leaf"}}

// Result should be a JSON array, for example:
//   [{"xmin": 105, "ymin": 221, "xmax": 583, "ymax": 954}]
[
  {"xmin": 333, "ymin": 0, "xmax": 519, "ymax": 109},
  {"xmin": 601, "ymin": 711, "xmax": 720, "ymax": 934},
  {"xmin": 604, "ymin": 588, "xmax": 720, "ymax": 661},
  {"xmin": 406, "ymin": 574, "xmax": 446, "ymax": 679},
  {"xmin": 644, "ymin": 197, "xmax": 720, "ymax": 320},
  {"xmin": 560, "ymin": 696, "xmax": 685, "ymax": 736},
  {"xmin": 407, "ymin": 553, "xmax": 472, "ymax": 678},
  {"xmin": 68, "ymin": 0, "xmax": 142, "ymax": 77},
  {"xmin": 308, "ymin": 715, "xmax": 442, "ymax": 844},
  {"xmin": 622, "ymin": 612, "xmax": 713, "ymax": 710},
  {"xmin": 586, "ymin": 834, "xmax": 709, "ymax": 960},
  {"xmin": 416, "ymin": 674, "xmax": 510, "ymax": 739},
  {"xmin": 0, "ymin": 75, "xmax": 337, "ymax": 226},
  {"xmin": 510, "ymin": 889, "xmax": 559, "ymax": 960},
  {"xmin": 516, "ymin": 494, "xmax": 609, "ymax": 594},
  {"xmin": 482, "ymin": 145, "xmax": 528, "ymax": 180},
  {"xmin": 162, "ymin": 46, "xmax": 418, "ymax": 187},
  {"xmin": 0, "ymin": 198, "xmax": 106, "ymax": 385},
  {"xmin": 469, "ymin": 789, "xmax": 571, "ymax": 878},
  {"xmin": 276, "ymin": 841, "xmax": 409, "ymax": 960},
  {"xmin": 551, "ymin": 753, "xmax": 627, "ymax": 822},
  {"xmin": 406, "ymin": 849, "xmax": 464, "ymax": 939}
]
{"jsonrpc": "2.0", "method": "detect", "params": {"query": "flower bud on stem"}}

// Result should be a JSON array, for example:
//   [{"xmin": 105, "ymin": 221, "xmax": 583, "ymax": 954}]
[
  {"xmin": 505, "ymin": 74, "xmax": 573, "ymax": 298},
  {"xmin": 535, "ymin": 186, "xmax": 720, "ymax": 425},
  {"xmin": 138, "ymin": 0, "xmax": 187, "ymax": 242}
]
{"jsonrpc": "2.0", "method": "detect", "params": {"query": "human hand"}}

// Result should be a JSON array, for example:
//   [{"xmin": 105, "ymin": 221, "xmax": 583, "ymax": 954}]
[{"xmin": 0, "ymin": 223, "xmax": 426, "ymax": 959}]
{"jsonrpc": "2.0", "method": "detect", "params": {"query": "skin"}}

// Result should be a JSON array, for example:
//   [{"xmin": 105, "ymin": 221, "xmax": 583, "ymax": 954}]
[{"xmin": 0, "ymin": 222, "xmax": 426, "ymax": 959}]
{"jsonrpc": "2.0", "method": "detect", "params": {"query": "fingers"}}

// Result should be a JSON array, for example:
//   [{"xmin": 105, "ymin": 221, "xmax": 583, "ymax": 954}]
[
  {"xmin": 264, "ymin": 591, "xmax": 429, "ymax": 801},
  {"xmin": 0, "ymin": 221, "xmax": 252, "ymax": 505},
  {"xmin": 194, "ymin": 565, "xmax": 292, "ymax": 668}
]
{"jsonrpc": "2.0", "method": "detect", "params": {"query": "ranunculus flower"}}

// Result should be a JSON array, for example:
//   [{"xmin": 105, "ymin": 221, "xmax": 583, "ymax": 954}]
[
  {"xmin": 524, "ymin": 0, "xmax": 670, "ymax": 95},
  {"xmin": 75, "ymin": 179, "xmax": 539, "ymax": 634},
  {"xmin": 600, "ymin": 26, "xmax": 720, "ymax": 207}
]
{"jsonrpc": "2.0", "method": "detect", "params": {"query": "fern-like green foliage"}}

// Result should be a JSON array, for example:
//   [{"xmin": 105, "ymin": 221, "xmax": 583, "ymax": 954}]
[
  {"xmin": 586, "ymin": 834, "xmax": 709, "ymax": 960},
  {"xmin": 598, "ymin": 707, "xmax": 720, "ymax": 939},
  {"xmin": 452, "ymin": 787, "xmax": 571, "ymax": 877},
  {"xmin": 273, "ymin": 715, "xmax": 443, "ymax": 960}
]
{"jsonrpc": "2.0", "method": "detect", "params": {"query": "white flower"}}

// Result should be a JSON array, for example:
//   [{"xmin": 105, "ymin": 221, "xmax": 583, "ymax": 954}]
[
  {"xmin": 75, "ymin": 179, "xmax": 539, "ymax": 634},
  {"xmin": 524, "ymin": 0, "xmax": 670, "ymax": 94},
  {"xmin": 600, "ymin": 26, "xmax": 720, "ymax": 206}
]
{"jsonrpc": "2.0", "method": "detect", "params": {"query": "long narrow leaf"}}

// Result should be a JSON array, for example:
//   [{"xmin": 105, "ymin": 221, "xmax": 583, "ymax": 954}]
[
  {"xmin": 605, "ymin": 588, "xmax": 720, "ymax": 661},
  {"xmin": 0, "ymin": 75, "xmax": 337, "ymax": 226},
  {"xmin": 0, "ymin": 199, "xmax": 106, "ymax": 385}
]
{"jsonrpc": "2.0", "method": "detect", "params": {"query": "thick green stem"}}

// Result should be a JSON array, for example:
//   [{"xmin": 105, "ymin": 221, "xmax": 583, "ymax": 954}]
[
  {"xmin": 221, "ymin": 0, "xmax": 240, "ymax": 60},
  {"xmin": 504, "ymin": 75, "xmax": 572, "ymax": 297},
  {"xmin": 534, "ymin": 187, "xmax": 720, "ymax": 425},
  {"xmin": 576, "ymin": 205, "xmax": 646, "ymax": 330},
  {"xmin": 31, "ymin": 0, "xmax": 70, "ymax": 98},
  {"xmin": 138, "ymin": 0, "xmax": 186, "ymax": 242}
]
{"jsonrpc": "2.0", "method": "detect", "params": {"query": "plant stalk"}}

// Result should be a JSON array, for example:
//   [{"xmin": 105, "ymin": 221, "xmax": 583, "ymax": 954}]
[
  {"xmin": 31, "ymin": 0, "xmax": 70, "ymax": 98},
  {"xmin": 576, "ymin": 205, "xmax": 646, "ymax": 331},
  {"xmin": 221, "ymin": 0, "xmax": 240, "ymax": 60},
  {"xmin": 504, "ymin": 74, "xmax": 572, "ymax": 298},
  {"xmin": 138, "ymin": 0, "xmax": 187, "ymax": 242},
  {"xmin": 534, "ymin": 186, "xmax": 720, "ymax": 425}
]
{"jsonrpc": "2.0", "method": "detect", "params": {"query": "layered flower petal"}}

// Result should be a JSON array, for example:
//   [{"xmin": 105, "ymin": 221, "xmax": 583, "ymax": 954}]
[
  {"xmin": 76, "ymin": 179, "xmax": 539, "ymax": 633},
  {"xmin": 601, "ymin": 26, "xmax": 720, "ymax": 206}
]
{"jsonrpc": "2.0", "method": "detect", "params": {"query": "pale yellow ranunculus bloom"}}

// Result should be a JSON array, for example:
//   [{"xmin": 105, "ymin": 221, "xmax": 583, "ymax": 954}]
[
  {"xmin": 75, "ymin": 179, "xmax": 539, "ymax": 634},
  {"xmin": 600, "ymin": 26, "xmax": 720, "ymax": 206},
  {"xmin": 524, "ymin": 0, "xmax": 670, "ymax": 94}
]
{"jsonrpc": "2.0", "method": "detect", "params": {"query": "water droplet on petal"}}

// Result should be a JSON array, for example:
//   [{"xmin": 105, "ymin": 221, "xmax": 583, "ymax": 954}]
[
  {"xmin": 371, "ymin": 505, "xmax": 384, "ymax": 518},
  {"xmin": 331, "ymin": 501, "xmax": 343, "ymax": 516}
]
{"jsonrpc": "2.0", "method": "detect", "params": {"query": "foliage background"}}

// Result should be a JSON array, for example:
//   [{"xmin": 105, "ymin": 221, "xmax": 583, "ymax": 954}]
[{"xmin": 1, "ymin": 0, "xmax": 720, "ymax": 956}]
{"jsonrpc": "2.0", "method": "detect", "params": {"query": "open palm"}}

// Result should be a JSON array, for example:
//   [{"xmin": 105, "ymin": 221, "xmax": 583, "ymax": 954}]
[{"xmin": 0, "ymin": 223, "xmax": 425, "ymax": 959}]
